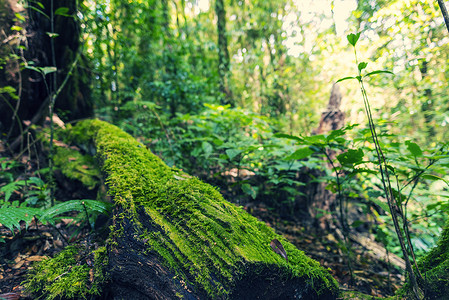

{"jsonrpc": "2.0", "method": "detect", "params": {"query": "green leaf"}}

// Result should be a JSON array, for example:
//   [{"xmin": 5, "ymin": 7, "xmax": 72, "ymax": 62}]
[
  {"xmin": 25, "ymin": 65, "xmax": 57, "ymax": 76},
  {"xmin": 39, "ymin": 200, "xmax": 112, "ymax": 224},
  {"xmin": 46, "ymin": 32, "xmax": 60, "ymax": 38},
  {"xmin": 11, "ymin": 25, "xmax": 23, "ymax": 31},
  {"xmin": 363, "ymin": 70, "xmax": 394, "ymax": 78},
  {"xmin": 225, "ymin": 148, "xmax": 241, "ymax": 160},
  {"xmin": 55, "ymin": 7, "xmax": 70, "ymax": 16},
  {"xmin": 358, "ymin": 62, "xmax": 368, "ymax": 72},
  {"xmin": 40, "ymin": 66, "xmax": 57, "ymax": 75},
  {"xmin": 347, "ymin": 32, "xmax": 361, "ymax": 46},
  {"xmin": 201, "ymin": 141, "xmax": 213, "ymax": 157},
  {"xmin": 274, "ymin": 133, "xmax": 302, "ymax": 142},
  {"xmin": 15, "ymin": 13, "xmax": 26, "ymax": 22},
  {"xmin": 1, "ymin": 180, "xmax": 26, "ymax": 201},
  {"xmin": 351, "ymin": 220, "xmax": 365, "ymax": 228},
  {"xmin": 303, "ymin": 134, "xmax": 326, "ymax": 145},
  {"xmin": 285, "ymin": 147, "xmax": 314, "ymax": 160},
  {"xmin": 422, "ymin": 174, "xmax": 449, "ymax": 187},
  {"xmin": 348, "ymin": 168, "xmax": 378, "ymax": 176},
  {"xmin": 0, "ymin": 86, "xmax": 18, "ymax": 100},
  {"xmin": 405, "ymin": 140, "xmax": 422, "ymax": 157},
  {"xmin": 336, "ymin": 76, "xmax": 356, "ymax": 83},
  {"xmin": 337, "ymin": 148, "xmax": 364, "ymax": 167},
  {"xmin": 241, "ymin": 183, "xmax": 257, "ymax": 199},
  {"xmin": 326, "ymin": 129, "xmax": 346, "ymax": 142},
  {"xmin": 371, "ymin": 197, "xmax": 390, "ymax": 213},
  {"xmin": 25, "ymin": 4, "xmax": 49, "ymax": 19},
  {"xmin": 0, "ymin": 204, "xmax": 40, "ymax": 232}
]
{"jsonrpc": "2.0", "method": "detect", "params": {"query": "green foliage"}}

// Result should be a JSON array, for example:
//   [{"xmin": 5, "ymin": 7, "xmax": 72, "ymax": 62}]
[
  {"xmin": 129, "ymin": 103, "xmax": 313, "ymax": 210},
  {"xmin": 0, "ymin": 157, "xmax": 111, "ymax": 237},
  {"xmin": 39, "ymin": 199, "xmax": 112, "ymax": 228},
  {"xmin": 0, "ymin": 201, "xmax": 40, "ymax": 232}
]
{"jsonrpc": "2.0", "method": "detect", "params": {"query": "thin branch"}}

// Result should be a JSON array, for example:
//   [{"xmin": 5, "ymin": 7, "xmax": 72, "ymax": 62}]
[{"xmin": 438, "ymin": 0, "xmax": 449, "ymax": 34}]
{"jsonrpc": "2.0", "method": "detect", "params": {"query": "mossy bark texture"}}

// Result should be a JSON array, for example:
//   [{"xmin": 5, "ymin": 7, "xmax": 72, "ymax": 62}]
[
  {"xmin": 66, "ymin": 119, "xmax": 339, "ymax": 299},
  {"xmin": 414, "ymin": 220, "xmax": 449, "ymax": 299}
]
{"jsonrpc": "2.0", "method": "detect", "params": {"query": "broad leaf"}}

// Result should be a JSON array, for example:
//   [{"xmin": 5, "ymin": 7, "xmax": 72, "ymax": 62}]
[
  {"xmin": 201, "ymin": 141, "xmax": 213, "ymax": 157},
  {"xmin": 25, "ymin": 66, "xmax": 57, "ymax": 76},
  {"xmin": 347, "ymin": 32, "xmax": 360, "ymax": 46},
  {"xmin": 285, "ymin": 147, "xmax": 314, "ymax": 160},
  {"xmin": 363, "ymin": 70, "xmax": 394, "ymax": 78},
  {"xmin": 241, "ymin": 183, "xmax": 257, "ymax": 199},
  {"xmin": 422, "ymin": 174, "xmax": 449, "ymax": 187},
  {"xmin": 54, "ymin": 7, "xmax": 70, "ymax": 16},
  {"xmin": 405, "ymin": 140, "xmax": 422, "ymax": 157},
  {"xmin": 336, "ymin": 76, "xmax": 356, "ymax": 83},
  {"xmin": 337, "ymin": 148, "xmax": 364, "ymax": 167},
  {"xmin": 274, "ymin": 133, "xmax": 302, "ymax": 142},
  {"xmin": 303, "ymin": 134, "xmax": 326, "ymax": 145},
  {"xmin": 326, "ymin": 129, "xmax": 346, "ymax": 142},
  {"xmin": 11, "ymin": 25, "xmax": 23, "ymax": 31},
  {"xmin": 225, "ymin": 148, "xmax": 241, "ymax": 160},
  {"xmin": 358, "ymin": 62, "xmax": 368, "ymax": 72}
]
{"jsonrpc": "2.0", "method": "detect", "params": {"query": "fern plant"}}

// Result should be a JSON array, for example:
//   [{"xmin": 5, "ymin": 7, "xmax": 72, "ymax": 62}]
[{"xmin": 0, "ymin": 159, "xmax": 112, "ymax": 239}]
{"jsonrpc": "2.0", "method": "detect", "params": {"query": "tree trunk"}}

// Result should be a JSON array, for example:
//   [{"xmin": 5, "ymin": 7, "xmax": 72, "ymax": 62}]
[
  {"xmin": 308, "ymin": 83, "xmax": 345, "ymax": 230},
  {"xmin": 0, "ymin": 0, "xmax": 93, "ymax": 150},
  {"xmin": 215, "ymin": 0, "xmax": 233, "ymax": 106}
]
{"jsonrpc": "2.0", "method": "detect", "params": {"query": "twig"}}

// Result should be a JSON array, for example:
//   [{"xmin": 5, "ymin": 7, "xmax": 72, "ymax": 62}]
[{"xmin": 438, "ymin": 0, "xmax": 449, "ymax": 34}]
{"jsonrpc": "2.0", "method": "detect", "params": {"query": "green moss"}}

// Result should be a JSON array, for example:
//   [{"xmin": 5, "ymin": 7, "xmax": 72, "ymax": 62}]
[
  {"xmin": 417, "ymin": 220, "xmax": 449, "ymax": 298},
  {"xmin": 65, "ymin": 119, "xmax": 339, "ymax": 298},
  {"xmin": 340, "ymin": 290, "xmax": 381, "ymax": 299},
  {"xmin": 398, "ymin": 220, "xmax": 449, "ymax": 299},
  {"xmin": 23, "ymin": 245, "xmax": 108, "ymax": 299},
  {"xmin": 53, "ymin": 146, "xmax": 101, "ymax": 190}
]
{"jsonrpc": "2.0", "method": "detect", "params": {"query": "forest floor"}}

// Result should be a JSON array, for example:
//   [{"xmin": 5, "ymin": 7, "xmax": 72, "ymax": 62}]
[
  {"xmin": 0, "ymin": 203, "xmax": 404, "ymax": 299},
  {"xmin": 0, "ymin": 149, "xmax": 404, "ymax": 299},
  {"xmin": 247, "ymin": 203, "xmax": 405, "ymax": 298}
]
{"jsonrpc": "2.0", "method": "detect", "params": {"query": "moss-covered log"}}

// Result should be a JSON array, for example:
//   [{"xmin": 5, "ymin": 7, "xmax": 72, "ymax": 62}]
[
  {"xmin": 31, "ymin": 119, "xmax": 340, "ymax": 299},
  {"xmin": 400, "ymin": 220, "xmax": 449, "ymax": 299}
]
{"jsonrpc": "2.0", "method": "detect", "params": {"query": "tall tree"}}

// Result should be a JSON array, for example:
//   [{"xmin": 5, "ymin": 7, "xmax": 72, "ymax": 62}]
[
  {"xmin": 0, "ymin": 0, "xmax": 93, "ymax": 150},
  {"xmin": 215, "ymin": 0, "xmax": 232, "ymax": 105}
]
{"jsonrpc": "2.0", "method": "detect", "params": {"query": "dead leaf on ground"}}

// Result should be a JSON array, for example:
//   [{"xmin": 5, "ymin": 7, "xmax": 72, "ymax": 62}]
[
  {"xmin": 12, "ymin": 260, "xmax": 24, "ymax": 269},
  {"xmin": 26, "ymin": 255, "xmax": 47, "ymax": 262},
  {"xmin": 270, "ymin": 238, "xmax": 288, "ymax": 262}
]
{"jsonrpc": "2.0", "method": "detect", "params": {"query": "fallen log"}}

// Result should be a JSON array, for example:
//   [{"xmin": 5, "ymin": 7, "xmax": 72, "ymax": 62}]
[{"xmin": 26, "ymin": 119, "xmax": 340, "ymax": 299}]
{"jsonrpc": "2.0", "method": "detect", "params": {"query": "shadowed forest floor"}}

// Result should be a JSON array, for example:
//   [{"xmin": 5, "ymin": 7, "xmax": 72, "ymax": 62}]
[{"xmin": 0, "ymin": 199, "xmax": 404, "ymax": 299}]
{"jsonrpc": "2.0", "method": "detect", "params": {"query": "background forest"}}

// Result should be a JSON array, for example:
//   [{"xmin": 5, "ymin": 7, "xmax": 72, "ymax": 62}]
[{"xmin": 1, "ymin": 0, "xmax": 449, "ymax": 298}]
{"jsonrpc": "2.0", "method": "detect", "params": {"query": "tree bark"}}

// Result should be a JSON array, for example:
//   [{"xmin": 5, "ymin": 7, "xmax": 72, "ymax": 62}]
[
  {"xmin": 215, "ymin": 0, "xmax": 233, "ymax": 106},
  {"xmin": 308, "ymin": 83, "xmax": 345, "ymax": 229},
  {"xmin": 0, "ymin": 0, "xmax": 93, "ymax": 149}
]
